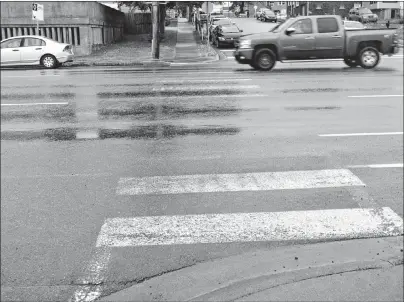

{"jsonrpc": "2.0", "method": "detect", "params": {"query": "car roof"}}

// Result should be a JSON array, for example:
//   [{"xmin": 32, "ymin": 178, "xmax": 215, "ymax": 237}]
[{"xmin": 1, "ymin": 35, "xmax": 53, "ymax": 42}]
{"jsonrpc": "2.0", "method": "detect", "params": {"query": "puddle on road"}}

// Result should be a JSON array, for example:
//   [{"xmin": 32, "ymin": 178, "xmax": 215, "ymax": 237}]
[
  {"xmin": 97, "ymin": 89, "xmax": 248, "ymax": 98},
  {"xmin": 98, "ymin": 103, "xmax": 241, "ymax": 119},
  {"xmin": 1, "ymin": 92, "xmax": 76, "ymax": 100},
  {"xmin": 99, "ymin": 125, "xmax": 240, "ymax": 139},
  {"xmin": 2, "ymin": 125, "xmax": 240, "ymax": 141},
  {"xmin": 1, "ymin": 127, "xmax": 77, "ymax": 141}
]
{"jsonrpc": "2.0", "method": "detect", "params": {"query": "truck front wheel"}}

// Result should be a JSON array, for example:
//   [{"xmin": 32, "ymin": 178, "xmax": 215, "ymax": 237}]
[
  {"xmin": 343, "ymin": 58, "xmax": 359, "ymax": 67},
  {"xmin": 358, "ymin": 46, "xmax": 380, "ymax": 69},
  {"xmin": 254, "ymin": 49, "xmax": 276, "ymax": 71}
]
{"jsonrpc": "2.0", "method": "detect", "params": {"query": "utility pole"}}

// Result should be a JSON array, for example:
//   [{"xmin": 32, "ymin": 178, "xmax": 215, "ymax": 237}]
[{"xmin": 152, "ymin": 1, "xmax": 159, "ymax": 59}]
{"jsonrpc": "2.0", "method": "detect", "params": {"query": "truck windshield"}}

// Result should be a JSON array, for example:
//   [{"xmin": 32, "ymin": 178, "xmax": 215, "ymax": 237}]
[{"xmin": 270, "ymin": 18, "xmax": 294, "ymax": 33}]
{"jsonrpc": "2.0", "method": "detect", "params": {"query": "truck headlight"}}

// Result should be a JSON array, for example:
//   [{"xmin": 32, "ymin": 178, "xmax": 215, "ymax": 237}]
[
  {"xmin": 239, "ymin": 40, "xmax": 251, "ymax": 49},
  {"xmin": 218, "ymin": 37, "xmax": 225, "ymax": 41}
]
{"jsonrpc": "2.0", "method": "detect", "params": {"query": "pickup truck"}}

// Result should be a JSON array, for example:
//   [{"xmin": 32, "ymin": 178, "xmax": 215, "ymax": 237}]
[{"xmin": 234, "ymin": 15, "xmax": 399, "ymax": 71}]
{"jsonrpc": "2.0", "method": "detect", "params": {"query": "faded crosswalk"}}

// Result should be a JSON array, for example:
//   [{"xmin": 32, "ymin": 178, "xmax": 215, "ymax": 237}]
[
  {"xmin": 71, "ymin": 167, "xmax": 403, "ymax": 302},
  {"xmin": 1, "ymin": 72, "xmax": 264, "ymax": 141}
]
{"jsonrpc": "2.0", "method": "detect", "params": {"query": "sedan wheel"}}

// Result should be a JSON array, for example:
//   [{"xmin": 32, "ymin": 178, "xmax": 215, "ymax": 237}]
[
  {"xmin": 358, "ymin": 47, "xmax": 380, "ymax": 69},
  {"xmin": 41, "ymin": 55, "xmax": 58, "ymax": 69}
]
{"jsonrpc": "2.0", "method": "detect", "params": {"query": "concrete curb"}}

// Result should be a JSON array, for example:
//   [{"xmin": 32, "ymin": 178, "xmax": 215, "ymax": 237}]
[{"xmin": 99, "ymin": 236, "xmax": 403, "ymax": 301}]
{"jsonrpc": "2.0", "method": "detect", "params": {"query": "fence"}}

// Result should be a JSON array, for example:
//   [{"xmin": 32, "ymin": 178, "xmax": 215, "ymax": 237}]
[
  {"xmin": 1, "ymin": 26, "xmax": 81, "ymax": 45},
  {"xmin": 124, "ymin": 12, "xmax": 151, "ymax": 34}
]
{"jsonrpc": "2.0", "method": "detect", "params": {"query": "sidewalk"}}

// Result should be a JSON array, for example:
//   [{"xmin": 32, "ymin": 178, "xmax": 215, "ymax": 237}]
[
  {"xmin": 68, "ymin": 18, "xmax": 218, "ymax": 67},
  {"xmin": 171, "ymin": 18, "xmax": 218, "ymax": 64},
  {"xmin": 99, "ymin": 236, "xmax": 403, "ymax": 301}
]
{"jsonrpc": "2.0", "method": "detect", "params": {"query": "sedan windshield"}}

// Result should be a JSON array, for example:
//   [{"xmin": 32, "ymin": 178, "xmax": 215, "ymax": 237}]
[
  {"xmin": 359, "ymin": 8, "xmax": 373, "ymax": 14},
  {"xmin": 213, "ymin": 19, "xmax": 232, "ymax": 26},
  {"xmin": 222, "ymin": 26, "xmax": 240, "ymax": 33}
]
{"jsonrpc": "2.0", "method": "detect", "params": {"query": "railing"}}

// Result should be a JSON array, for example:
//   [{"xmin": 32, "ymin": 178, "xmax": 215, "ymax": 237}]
[{"xmin": 0, "ymin": 26, "xmax": 81, "ymax": 46}]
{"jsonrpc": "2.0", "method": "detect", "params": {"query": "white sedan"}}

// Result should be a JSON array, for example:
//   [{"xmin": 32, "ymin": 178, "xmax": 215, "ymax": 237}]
[{"xmin": 1, "ymin": 35, "xmax": 74, "ymax": 68}]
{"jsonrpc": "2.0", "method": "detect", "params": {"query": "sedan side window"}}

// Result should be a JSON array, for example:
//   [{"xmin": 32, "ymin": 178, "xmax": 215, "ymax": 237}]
[
  {"xmin": 1, "ymin": 38, "xmax": 22, "ymax": 49},
  {"xmin": 23, "ymin": 38, "xmax": 46, "ymax": 47},
  {"xmin": 291, "ymin": 19, "xmax": 313, "ymax": 34}
]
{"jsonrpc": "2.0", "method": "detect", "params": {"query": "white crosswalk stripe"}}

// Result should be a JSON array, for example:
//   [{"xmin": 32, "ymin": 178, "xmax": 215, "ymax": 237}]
[
  {"xmin": 96, "ymin": 207, "xmax": 403, "ymax": 247},
  {"xmin": 116, "ymin": 169, "xmax": 365, "ymax": 195}
]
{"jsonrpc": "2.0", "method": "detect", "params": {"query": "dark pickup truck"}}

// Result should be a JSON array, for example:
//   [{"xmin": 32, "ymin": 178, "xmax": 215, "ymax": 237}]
[{"xmin": 234, "ymin": 15, "xmax": 400, "ymax": 70}]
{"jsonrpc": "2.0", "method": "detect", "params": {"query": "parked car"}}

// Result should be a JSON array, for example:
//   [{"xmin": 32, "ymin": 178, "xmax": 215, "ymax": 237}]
[
  {"xmin": 348, "ymin": 7, "xmax": 378, "ymax": 23},
  {"xmin": 276, "ymin": 13, "xmax": 287, "ymax": 23},
  {"xmin": 1, "ymin": 35, "xmax": 74, "ymax": 68},
  {"xmin": 209, "ymin": 13, "xmax": 225, "ymax": 24},
  {"xmin": 261, "ymin": 9, "xmax": 277, "ymax": 23},
  {"xmin": 209, "ymin": 18, "xmax": 233, "ymax": 37},
  {"xmin": 343, "ymin": 20, "xmax": 366, "ymax": 30},
  {"xmin": 212, "ymin": 24, "xmax": 244, "ymax": 48},
  {"xmin": 234, "ymin": 15, "xmax": 399, "ymax": 70},
  {"xmin": 256, "ymin": 8, "xmax": 267, "ymax": 20}
]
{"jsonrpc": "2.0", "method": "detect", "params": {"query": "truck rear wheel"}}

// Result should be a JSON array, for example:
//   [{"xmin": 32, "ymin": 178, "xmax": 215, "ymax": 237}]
[
  {"xmin": 358, "ymin": 46, "xmax": 380, "ymax": 69},
  {"xmin": 343, "ymin": 58, "xmax": 359, "ymax": 67},
  {"xmin": 254, "ymin": 49, "xmax": 276, "ymax": 71}
]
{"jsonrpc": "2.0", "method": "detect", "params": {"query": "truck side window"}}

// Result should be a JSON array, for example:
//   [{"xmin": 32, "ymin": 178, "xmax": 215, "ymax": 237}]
[
  {"xmin": 317, "ymin": 17, "xmax": 339, "ymax": 33},
  {"xmin": 291, "ymin": 19, "xmax": 312, "ymax": 34}
]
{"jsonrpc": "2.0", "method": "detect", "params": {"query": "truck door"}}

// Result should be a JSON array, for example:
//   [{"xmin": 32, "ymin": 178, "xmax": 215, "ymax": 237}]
[
  {"xmin": 314, "ymin": 17, "xmax": 344, "ymax": 59},
  {"xmin": 279, "ymin": 18, "xmax": 315, "ymax": 60}
]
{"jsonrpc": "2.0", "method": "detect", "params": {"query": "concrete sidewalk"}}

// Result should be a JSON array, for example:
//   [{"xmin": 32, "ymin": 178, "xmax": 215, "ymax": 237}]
[
  {"xmin": 99, "ymin": 236, "xmax": 403, "ymax": 302},
  {"xmin": 68, "ymin": 18, "xmax": 218, "ymax": 67},
  {"xmin": 171, "ymin": 18, "xmax": 218, "ymax": 64}
]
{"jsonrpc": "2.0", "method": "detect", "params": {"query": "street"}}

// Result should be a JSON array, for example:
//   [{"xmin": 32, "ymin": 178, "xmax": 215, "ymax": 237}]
[{"xmin": 1, "ymin": 52, "xmax": 403, "ymax": 301}]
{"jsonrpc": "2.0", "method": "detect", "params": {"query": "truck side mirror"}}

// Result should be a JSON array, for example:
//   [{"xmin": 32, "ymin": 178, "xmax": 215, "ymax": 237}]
[{"xmin": 286, "ymin": 27, "xmax": 296, "ymax": 35}]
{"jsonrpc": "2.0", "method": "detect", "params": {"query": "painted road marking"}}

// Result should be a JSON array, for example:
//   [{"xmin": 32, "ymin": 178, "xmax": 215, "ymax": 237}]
[
  {"xmin": 348, "ymin": 163, "xmax": 403, "ymax": 168},
  {"xmin": 96, "ymin": 207, "xmax": 403, "ymax": 247},
  {"xmin": 1, "ymin": 102, "xmax": 69, "ymax": 106},
  {"xmin": 116, "ymin": 169, "xmax": 365, "ymax": 195},
  {"xmin": 348, "ymin": 95, "xmax": 404, "ymax": 98},
  {"xmin": 319, "ymin": 132, "xmax": 403, "ymax": 137},
  {"xmin": 70, "ymin": 247, "xmax": 111, "ymax": 302}
]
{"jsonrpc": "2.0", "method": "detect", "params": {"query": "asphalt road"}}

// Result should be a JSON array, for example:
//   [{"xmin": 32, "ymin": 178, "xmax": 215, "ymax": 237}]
[{"xmin": 1, "ymin": 54, "xmax": 403, "ymax": 301}]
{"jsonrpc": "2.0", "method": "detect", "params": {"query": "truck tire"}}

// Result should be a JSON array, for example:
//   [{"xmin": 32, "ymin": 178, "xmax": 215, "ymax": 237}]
[
  {"xmin": 358, "ymin": 46, "xmax": 380, "ymax": 69},
  {"xmin": 343, "ymin": 58, "xmax": 359, "ymax": 67},
  {"xmin": 254, "ymin": 48, "xmax": 276, "ymax": 71}
]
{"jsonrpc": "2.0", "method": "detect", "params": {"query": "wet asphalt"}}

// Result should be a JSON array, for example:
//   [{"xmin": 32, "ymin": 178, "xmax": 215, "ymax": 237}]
[{"xmin": 1, "ymin": 57, "xmax": 403, "ymax": 301}]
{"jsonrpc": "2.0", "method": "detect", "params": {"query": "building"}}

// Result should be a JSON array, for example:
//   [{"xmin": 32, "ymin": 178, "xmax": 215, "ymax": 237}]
[
  {"xmin": 285, "ymin": 2, "xmax": 359, "ymax": 18},
  {"xmin": 362, "ymin": 1, "xmax": 402, "ymax": 19},
  {"xmin": 269, "ymin": 2, "xmax": 287, "ymax": 15},
  {"xmin": 0, "ymin": 1, "xmax": 125, "ymax": 55}
]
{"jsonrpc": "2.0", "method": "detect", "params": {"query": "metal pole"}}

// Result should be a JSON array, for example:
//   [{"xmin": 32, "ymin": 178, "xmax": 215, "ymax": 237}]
[
  {"xmin": 37, "ymin": 19, "xmax": 39, "ymax": 35},
  {"xmin": 151, "ymin": 1, "xmax": 159, "ymax": 59}
]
